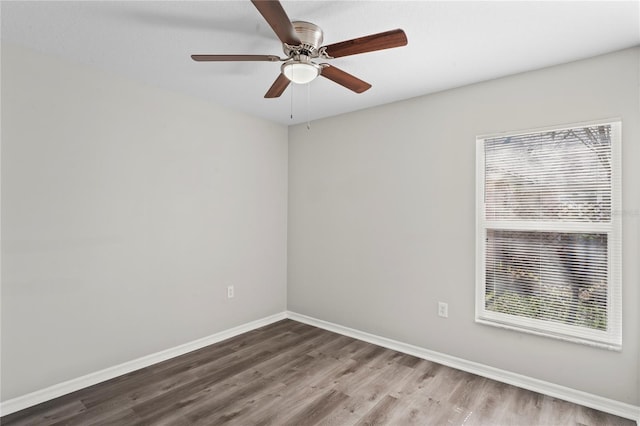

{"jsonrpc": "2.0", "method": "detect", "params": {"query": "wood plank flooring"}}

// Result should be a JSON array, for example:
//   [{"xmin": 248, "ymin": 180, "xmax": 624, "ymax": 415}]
[{"xmin": 1, "ymin": 319, "xmax": 634, "ymax": 425}]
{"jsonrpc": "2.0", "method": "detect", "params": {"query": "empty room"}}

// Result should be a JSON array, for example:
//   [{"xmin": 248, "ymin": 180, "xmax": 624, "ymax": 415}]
[{"xmin": 1, "ymin": 1, "xmax": 639, "ymax": 425}]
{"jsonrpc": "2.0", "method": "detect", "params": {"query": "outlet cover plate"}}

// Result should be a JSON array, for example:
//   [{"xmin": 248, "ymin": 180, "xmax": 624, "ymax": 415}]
[{"xmin": 438, "ymin": 301, "xmax": 448, "ymax": 318}]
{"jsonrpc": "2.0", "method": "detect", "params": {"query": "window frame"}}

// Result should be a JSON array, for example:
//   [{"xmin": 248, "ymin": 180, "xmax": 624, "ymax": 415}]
[{"xmin": 475, "ymin": 119, "xmax": 622, "ymax": 350}]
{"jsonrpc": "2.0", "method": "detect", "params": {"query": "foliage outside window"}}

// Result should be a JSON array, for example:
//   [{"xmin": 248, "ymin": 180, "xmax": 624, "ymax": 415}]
[{"xmin": 476, "ymin": 121, "xmax": 621, "ymax": 350}]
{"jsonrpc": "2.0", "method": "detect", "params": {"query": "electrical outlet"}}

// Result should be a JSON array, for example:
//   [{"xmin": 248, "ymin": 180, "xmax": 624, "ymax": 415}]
[
  {"xmin": 227, "ymin": 285, "xmax": 234, "ymax": 299},
  {"xmin": 438, "ymin": 302, "xmax": 448, "ymax": 318}
]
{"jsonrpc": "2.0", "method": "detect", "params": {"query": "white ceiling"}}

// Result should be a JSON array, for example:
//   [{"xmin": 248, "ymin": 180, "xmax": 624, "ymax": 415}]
[{"xmin": 2, "ymin": 1, "xmax": 639, "ymax": 125}]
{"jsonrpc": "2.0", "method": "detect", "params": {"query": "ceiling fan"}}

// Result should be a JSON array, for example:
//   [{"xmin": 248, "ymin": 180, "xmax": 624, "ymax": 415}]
[{"xmin": 191, "ymin": 0, "xmax": 408, "ymax": 98}]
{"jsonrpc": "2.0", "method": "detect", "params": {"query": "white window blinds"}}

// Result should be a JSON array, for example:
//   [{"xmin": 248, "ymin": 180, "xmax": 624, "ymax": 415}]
[{"xmin": 476, "ymin": 121, "xmax": 621, "ymax": 350}]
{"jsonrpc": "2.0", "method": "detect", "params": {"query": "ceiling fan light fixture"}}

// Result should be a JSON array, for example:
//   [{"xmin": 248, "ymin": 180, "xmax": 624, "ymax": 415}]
[
  {"xmin": 281, "ymin": 61, "xmax": 321, "ymax": 84},
  {"xmin": 191, "ymin": 1, "xmax": 408, "ymax": 98}
]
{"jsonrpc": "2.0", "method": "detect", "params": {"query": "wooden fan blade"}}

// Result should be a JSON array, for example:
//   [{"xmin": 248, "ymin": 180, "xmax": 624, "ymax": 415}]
[
  {"xmin": 251, "ymin": 0, "xmax": 300, "ymax": 45},
  {"xmin": 320, "ymin": 65, "xmax": 371, "ymax": 94},
  {"xmin": 322, "ymin": 29, "xmax": 407, "ymax": 58},
  {"xmin": 191, "ymin": 54, "xmax": 281, "ymax": 62},
  {"xmin": 265, "ymin": 73, "xmax": 291, "ymax": 98}
]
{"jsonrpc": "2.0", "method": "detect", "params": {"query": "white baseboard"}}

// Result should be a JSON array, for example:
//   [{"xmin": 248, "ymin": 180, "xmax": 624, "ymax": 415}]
[
  {"xmin": 2, "ymin": 310, "xmax": 638, "ymax": 424},
  {"xmin": 285, "ymin": 311, "xmax": 640, "ymax": 424},
  {"xmin": 0, "ymin": 312, "xmax": 287, "ymax": 417}
]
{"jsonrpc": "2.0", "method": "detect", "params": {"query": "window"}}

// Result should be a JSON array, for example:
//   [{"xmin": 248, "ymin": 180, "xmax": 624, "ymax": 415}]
[{"xmin": 476, "ymin": 121, "xmax": 621, "ymax": 350}]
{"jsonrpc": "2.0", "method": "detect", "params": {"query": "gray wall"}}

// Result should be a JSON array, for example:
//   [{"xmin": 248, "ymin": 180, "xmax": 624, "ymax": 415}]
[
  {"xmin": 288, "ymin": 47, "xmax": 640, "ymax": 404},
  {"xmin": 2, "ymin": 42, "xmax": 638, "ymax": 407},
  {"xmin": 1, "ymin": 44, "xmax": 288, "ymax": 400}
]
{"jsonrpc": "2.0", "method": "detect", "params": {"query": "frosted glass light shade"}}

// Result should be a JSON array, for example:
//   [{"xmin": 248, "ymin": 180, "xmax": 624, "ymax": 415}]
[{"xmin": 282, "ymin": 61, "xmax": 321, "ymax": 84}]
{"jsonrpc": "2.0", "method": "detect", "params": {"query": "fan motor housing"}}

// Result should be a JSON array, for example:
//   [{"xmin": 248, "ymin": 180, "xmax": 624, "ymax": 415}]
[{"xmin": 284, "ymin": 21, "xmax": 324, "ymax": 56}]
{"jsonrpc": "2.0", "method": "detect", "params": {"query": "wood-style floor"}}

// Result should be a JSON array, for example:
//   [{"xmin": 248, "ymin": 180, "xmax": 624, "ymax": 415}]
[{"xmin": 1, "ymin": 319, "xmax": 633, "ymax": 426}]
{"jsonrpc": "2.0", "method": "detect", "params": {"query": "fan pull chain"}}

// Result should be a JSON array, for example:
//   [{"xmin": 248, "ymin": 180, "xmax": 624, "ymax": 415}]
[
  {"xmin": 306, "ymin": 83, "xmax": 311, "ymax": 130},
  {"xmin": 290, "ymin": 81, "xmax": 294, "ymax": 120}
]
